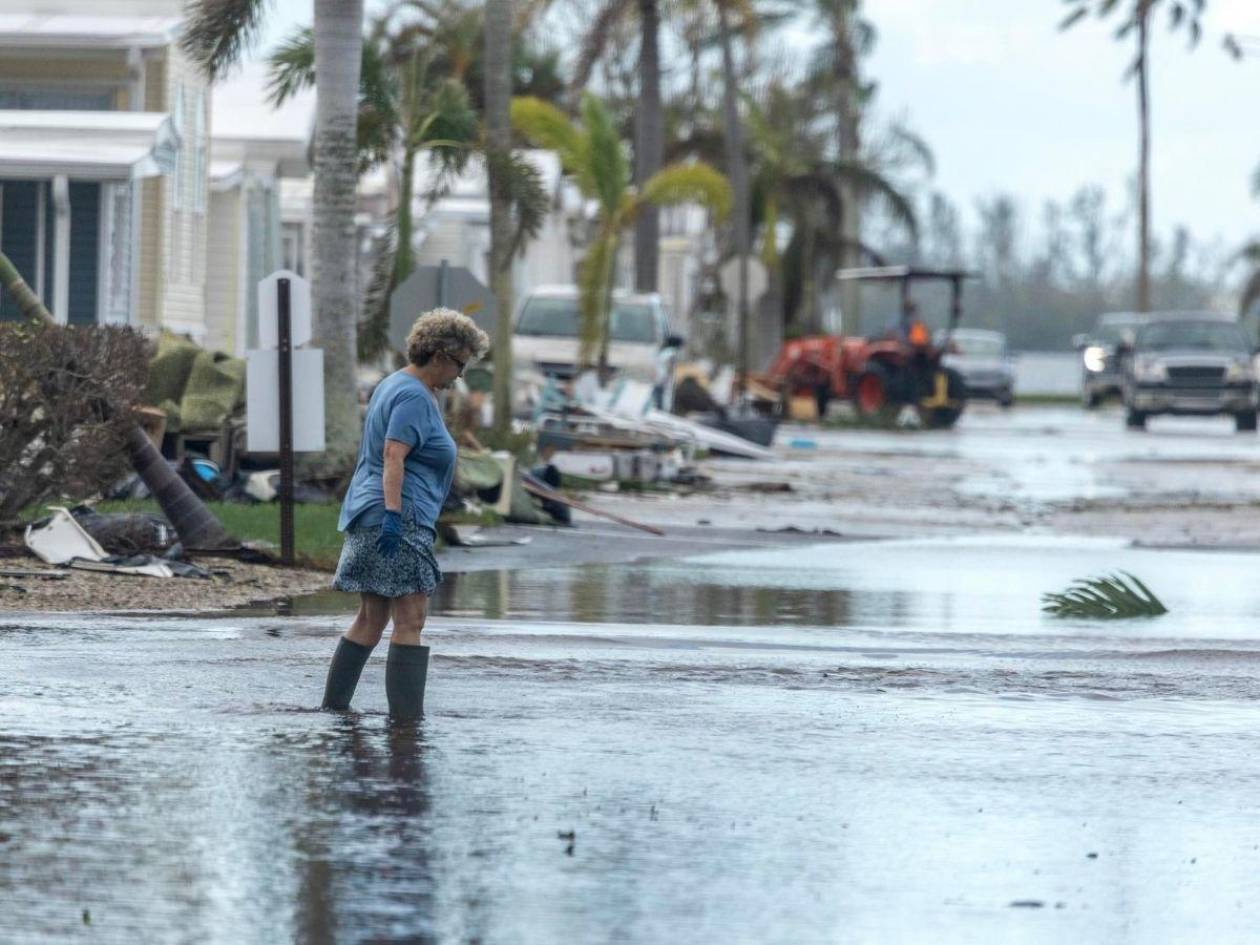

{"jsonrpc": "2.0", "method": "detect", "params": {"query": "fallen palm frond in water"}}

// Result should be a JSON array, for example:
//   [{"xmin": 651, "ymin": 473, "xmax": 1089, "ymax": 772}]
[{"xmin": 1041, "ymin": 572, "xmax": 1167, "ymax": 619}]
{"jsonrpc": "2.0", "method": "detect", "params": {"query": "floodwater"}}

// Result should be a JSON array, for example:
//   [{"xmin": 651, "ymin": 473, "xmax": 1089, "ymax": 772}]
[{"xmin": 5, "ymin": 536, "xmax": 1260, "ymax": 943}]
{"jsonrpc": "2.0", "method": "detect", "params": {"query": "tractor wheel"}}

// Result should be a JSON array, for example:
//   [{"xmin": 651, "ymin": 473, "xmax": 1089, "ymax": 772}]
[
  {"xmin": 1125, "ymin": 408, "xmax": 1147, "ymax": 430},
  {"xmin": 917, "ymin": 367, "xmax": 967, "ymax": 429},
  {"xmin": 853, "ymin": 365, "xmax": 895, "ymax": 423},
  {"xmin": 1236, "ymin": 411, "xmax": 1257, "ymax": 433}
]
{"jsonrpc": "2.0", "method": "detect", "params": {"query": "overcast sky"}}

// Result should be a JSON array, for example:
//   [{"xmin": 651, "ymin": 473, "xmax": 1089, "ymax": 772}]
[{"xmin": 248, "ymin": 0, "xmax": 1260, "ymax": 250}]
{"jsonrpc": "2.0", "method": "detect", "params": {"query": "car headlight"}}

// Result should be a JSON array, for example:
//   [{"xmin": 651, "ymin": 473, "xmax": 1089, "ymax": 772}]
[
  {"xmin": 1226, "ymin": 360, "xmax": 1254, "ymax": 382},
  {"xmin": 1082, "ymin": 346, "xmax": 1106, "ymax": 373},
  {"xmin": 1133, "ymin": 358, "xmax": 1167, "ymax": 382}
]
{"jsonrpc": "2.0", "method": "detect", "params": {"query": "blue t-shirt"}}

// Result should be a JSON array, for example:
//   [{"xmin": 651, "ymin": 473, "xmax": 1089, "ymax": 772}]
[{"xmin": 338, "ymin": 371, "xmax": 457, "ymax": 532}]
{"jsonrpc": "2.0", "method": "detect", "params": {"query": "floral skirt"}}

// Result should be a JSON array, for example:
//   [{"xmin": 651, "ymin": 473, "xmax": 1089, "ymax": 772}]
[{"xmin": 332, "ymin": 520, "xmax": 442, "ymax": 598}]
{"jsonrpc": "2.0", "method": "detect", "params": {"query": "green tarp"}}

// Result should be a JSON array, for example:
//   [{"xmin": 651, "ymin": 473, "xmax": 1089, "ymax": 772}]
[{"xmin": 143, "ymin": 333, "xmax": 245, "ymax": 433}]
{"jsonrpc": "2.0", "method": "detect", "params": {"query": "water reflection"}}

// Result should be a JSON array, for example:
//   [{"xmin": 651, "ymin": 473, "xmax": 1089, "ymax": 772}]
[
  {"xmin": 292, "ymin": 720, "xmax": 436, "ymax": 945},
  {"xmin": 430, "ymin": 566, "xmax": 882, "ymax": 628}
]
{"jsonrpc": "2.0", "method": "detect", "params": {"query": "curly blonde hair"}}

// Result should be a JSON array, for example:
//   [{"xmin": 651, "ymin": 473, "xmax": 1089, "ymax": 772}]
[{"xmin": 405, "ymin": 307, "xmax": 490, "ymax": 367}]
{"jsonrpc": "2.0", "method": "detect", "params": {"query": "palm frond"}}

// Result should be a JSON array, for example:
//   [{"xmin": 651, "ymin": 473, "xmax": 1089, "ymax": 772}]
[
  {"xmin": 181, "ymin": 0, "xmax": 271, "ymax": 79},
  {"xmin": 510, "ymin": 97, "xmax": 585, "ymax": 173},
  {"xmin": 638, "ymin": 161, "xmax": 732, "ymax": 221},
  {"xmin": 505, "ymin": 153, "xmax": 549, "ymax": 258},
  {"xmin": 1042, "ymin": 571, "xmax": 1168, "ymax": 619},
  {"xmin": 569, "ymin": 0, "xmax": 636, "ymax": 98},
  {"xmin": 264, "ymin": 26, "xmax": 315, "ymax": 106},
  {"xmin": 885, "ymin": 120, "xmax": 937, "ymax": 177},
  {"xmin": 580, "ymin": 93, "xmax": 631, "ymax": 213},
  {"xmin": 410, "ymin": 79, "xmax": 478, "ymax": 192},
  {"xmin": 831, "ymin": 159, "xmax": 918, "ymax": 239},
  {"xmin": 1058, "ymin": 6, "xmax": 1090, "ymax": 31}
]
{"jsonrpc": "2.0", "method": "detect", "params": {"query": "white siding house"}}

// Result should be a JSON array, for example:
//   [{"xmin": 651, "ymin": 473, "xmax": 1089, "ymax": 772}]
[{"xmin": 0, "ymin": 1, "xmax": 210, "ymax": 338}]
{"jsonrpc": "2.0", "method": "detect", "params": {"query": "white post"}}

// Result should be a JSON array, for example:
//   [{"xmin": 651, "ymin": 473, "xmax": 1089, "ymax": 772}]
[{"xmin": 52, "ymin": 175, "xmax": 70, "ymax": 324}]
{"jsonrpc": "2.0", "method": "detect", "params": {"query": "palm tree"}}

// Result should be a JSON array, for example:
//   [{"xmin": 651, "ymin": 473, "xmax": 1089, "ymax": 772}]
[
  {"xmin": 714, "ymin": 0, "xmax": 753, "ymax": 384},
  {"xmin": 485, "ymin": 0, "xmax": 515, "ymax": 437},
  {"xmin": 511, "ymin": 94, "xmax": 731, "ymax": 370},
  {"xmin": 0, "ymin": 251, "xmax": 235, "ymax": 549},
  {"xmin": 571, "ymin": 0, "xmax": 666, "ymax": 293},
  {"xmin": 808, "ymin": 0, "xmax": 876, "ymax": 335},
  {"xmin": 744, "ymin": 88, "xmax": 915, "ymax": 334},
  {"xmin": 184, "ymin": 0, "xmax": 366, "ymax": 477},
  {"xmin": 266, "ymin": 22, "xmax": 480, "ymax": 289},
  {"xmin": 1060, "ymin": 0, "xmax": 1206, "ymax": 313}
]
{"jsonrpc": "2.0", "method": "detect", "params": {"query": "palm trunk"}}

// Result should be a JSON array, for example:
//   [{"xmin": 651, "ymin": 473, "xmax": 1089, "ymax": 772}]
[
  {"xmin": 834, "ymin": 7, "xmax": 863, "ymax": 336},
  {"xmin": 485, "ymin": 0, "xmax": 515, "ymax": 436},
  {"xmin": 1, "ymin": 250, "xmax": 234, "ymax": 549},
  {"xmin": 598, "ymin": 232, "xmax": 621, "ymax": 373},
  {"xmin": 716, "ymin": 2, "xmax": 751, "ymax": 385},
  {"xmin": 1136, "ymin": 6, "xmax": 1151, "ymax": 313},
  {"xmin": 310, "ymin": 0, "xmax": 365, "ymax": 476},
  {"xmin": 802, "ymin": 221, "xmax": 818, "ymax": 334},
  {"xmin": 633, "ymin": 0, "xmax": 663, "ymax": 293},
  {"xmin": 394, "ymin": 146, "xmax": 417, "ymax": 286}
]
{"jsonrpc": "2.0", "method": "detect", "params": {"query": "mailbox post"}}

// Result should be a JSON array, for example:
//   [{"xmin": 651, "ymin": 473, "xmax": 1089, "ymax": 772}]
[{"xmin": 247, "ymin": 270, "xmax": 325, "ymax": 565}]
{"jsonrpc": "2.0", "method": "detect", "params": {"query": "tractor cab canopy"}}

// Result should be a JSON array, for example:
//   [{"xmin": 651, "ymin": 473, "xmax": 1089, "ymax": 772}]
[{"xmin": 835, "ymin": 266, "xmax": 980, "ymax": 340}]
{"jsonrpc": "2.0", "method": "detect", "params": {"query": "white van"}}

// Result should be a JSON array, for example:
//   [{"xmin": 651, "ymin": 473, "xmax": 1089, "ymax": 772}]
[{"xmin": 511, "ymin": 285, "xmax": 674, "ymax": 383}]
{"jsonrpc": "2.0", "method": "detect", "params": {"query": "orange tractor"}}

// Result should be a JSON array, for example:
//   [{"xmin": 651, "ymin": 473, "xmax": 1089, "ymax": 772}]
[{"xmin": 761, "ymin": 266, "xmax": 977, "ymax": 429}]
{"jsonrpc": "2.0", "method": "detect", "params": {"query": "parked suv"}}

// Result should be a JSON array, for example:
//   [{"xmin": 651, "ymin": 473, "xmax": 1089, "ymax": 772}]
[
  {"xmin": 1120, "ymin": 313, "xmax": 1258, "ymax": 431},
  {"xmin": 1074, "ymin": 312, "xmax": 1144, "ymax": 408},
  {"xmin": 511, "ymin": 285, "xmax": 673, "ymax": 382}
]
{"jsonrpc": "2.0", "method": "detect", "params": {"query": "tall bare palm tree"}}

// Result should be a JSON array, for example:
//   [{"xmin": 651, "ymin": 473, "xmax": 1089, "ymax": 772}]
[
  {"xmin": 715, "ymin": 0, "xmax": 753, "ymax": 384},
  {"xmin": 1060, "ymin": 0, "xmax": 1206, "ymax": 313},
  {"xmin": 485, "ymin": 0, "xmax": 515, "ymax": 436},
  {"xmin": 184, "ymin": 0, "xmax": 366, "ymax": 477}
]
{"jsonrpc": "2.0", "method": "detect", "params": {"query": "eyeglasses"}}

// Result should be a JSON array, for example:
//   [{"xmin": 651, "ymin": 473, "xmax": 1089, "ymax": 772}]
[{"xmin": 444, "ymin": 351, "xmax": 468, "ymax": 375}]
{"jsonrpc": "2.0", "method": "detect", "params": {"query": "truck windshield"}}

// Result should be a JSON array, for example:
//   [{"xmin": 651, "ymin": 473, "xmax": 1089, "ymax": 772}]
[
  {"xmin": 1138, "ymin": 321, "xmax": 1248, "ymax": 352},
  {"xmin": 517, "ymin": 298, "xmax": 658, "ymax": 343}
]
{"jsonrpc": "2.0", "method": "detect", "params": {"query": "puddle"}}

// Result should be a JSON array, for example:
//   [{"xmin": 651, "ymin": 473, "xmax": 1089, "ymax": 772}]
[{"xmin": 6, "ymin": 534, "xmax": 1260, "ymax": 942}]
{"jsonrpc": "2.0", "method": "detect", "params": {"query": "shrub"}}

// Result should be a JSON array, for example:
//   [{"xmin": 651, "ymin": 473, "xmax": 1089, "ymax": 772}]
[{"xmin": 0, "ymin": 322, "xmax": 149, "ymax": 522}]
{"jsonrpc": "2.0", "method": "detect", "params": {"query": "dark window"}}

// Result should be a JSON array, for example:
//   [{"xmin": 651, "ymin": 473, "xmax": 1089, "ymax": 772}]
[{"xmin": 0, "ymin": 181, "xmax": 40, "ymax": 322}]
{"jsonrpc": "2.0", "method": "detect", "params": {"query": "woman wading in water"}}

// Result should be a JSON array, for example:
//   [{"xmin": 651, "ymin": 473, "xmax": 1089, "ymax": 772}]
[{"xmin": 321, "ymin": 308, "xmax": 489, "ymax": 718}]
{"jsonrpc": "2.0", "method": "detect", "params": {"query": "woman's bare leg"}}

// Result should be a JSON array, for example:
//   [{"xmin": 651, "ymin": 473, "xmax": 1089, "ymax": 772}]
[
  {"xmin": 389, "ymin": 593, "xmax": 429, "ymax": 645},
  {"xmin": 346, "ymin": 593, "xmax": 392, "ymax": 646}
]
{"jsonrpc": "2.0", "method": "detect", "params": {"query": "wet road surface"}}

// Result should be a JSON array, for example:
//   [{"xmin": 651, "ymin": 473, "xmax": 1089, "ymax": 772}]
[{"xmin": 5, "ymin": 534, "xmax": 1260, "ymax": 943}]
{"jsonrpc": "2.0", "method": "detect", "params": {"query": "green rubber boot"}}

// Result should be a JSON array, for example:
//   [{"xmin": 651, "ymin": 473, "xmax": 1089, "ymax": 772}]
[
  {"xmin": 386, "ymin": 643, "xmax": 430, "ymax": 719},
  {"xmin": 321, "ymin": 637, "xmax": 374, "ymax": 710}
]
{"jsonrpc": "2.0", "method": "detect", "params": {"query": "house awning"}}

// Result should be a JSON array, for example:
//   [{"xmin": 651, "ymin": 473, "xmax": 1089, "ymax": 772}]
[
  {"xmin": 0, "ymin": 14, "xmax": 181, "ymax": 49},
  {"xmin": 0, "ymin": 110, "xmax": 178, "ymax": 180}
]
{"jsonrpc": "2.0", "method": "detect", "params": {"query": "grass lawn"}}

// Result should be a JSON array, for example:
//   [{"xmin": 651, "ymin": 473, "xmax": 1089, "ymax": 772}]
[
  {"xmin": 64, "ymin": 500, "xmax": 346, "ymax": 571},
  {"xmin": 25, "ymin": 499, "xmax": 508, "ymax": 572}
]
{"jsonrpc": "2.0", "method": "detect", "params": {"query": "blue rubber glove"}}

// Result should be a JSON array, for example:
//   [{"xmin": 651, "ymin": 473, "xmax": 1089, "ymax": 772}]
[{"xmin": 376, "ymin": 510, "xmax": 403, "ymax": 558}]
